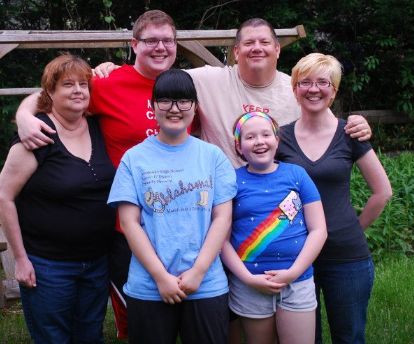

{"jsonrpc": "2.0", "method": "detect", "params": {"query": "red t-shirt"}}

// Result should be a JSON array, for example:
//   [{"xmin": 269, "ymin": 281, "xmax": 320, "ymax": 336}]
[
  {"xmin": 88, "ymin": 65, "xmax": 158, "ymax": 168},
  {"xmin": 88, "ymin": 65, "xmax": 158, "ymax": 232}
]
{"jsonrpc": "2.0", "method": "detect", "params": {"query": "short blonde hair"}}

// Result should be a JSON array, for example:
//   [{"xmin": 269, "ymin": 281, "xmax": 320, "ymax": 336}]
[{"xmin": 291, "ymin": 53, "xmax": 343, "ymax": 90}]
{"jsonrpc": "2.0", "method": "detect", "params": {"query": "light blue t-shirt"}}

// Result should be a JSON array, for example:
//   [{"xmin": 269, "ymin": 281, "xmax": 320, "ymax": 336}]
[{"xmin": 108, "ymin": 135, "xmax": 237, "ymax": 301}]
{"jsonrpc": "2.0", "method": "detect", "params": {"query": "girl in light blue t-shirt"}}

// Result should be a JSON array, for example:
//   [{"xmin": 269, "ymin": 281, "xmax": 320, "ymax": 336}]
[{"xmin": 108, "ymin": 69, "xmax": 237, "ymax": 344}]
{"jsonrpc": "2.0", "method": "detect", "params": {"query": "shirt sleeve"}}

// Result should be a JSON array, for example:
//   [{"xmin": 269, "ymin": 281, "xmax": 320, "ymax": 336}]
[
  {"xmin": 351, "ymin": 137, "xmax": 372, "ymax": 162},
  {"xmin": 212, "ymin": 149, "xmax": 238, "ymax": 206},
  {"xmin": 107, "ymin": 152, "xmax": 141, "ymax": 208}
]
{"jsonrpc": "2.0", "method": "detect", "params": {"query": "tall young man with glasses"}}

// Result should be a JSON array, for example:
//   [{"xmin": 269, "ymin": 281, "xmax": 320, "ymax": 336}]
[{"xmin": 15, "ymin": 10, "xmax": 178, "ymax": 339}]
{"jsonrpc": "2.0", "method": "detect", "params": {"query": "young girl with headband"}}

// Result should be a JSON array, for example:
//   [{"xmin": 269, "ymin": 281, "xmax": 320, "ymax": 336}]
[{"xmin": 221, "ymin": 111, "xmax": 327, "ymax": 344}]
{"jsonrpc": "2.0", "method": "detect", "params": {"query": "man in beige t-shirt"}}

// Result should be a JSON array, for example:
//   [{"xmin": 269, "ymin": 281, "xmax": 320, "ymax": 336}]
[
  {"xmin": 188, "ymin": 19, "xmax": 299, "ymax": 166},
  {"xmin": 187, "ymin": 18, "xmax": 368, "ymax": 167}
]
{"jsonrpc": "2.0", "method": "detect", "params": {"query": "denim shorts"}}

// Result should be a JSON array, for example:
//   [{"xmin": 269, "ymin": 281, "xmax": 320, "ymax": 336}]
[{"xmin": 228, "ymin": 273, "xmax": 317, "ymax": 319}]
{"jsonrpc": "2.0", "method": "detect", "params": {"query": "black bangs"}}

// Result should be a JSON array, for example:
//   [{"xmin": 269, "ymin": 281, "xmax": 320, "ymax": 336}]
[{"xmin": 152, "ymin": 69, "xmax": 198, "ymax": 104}]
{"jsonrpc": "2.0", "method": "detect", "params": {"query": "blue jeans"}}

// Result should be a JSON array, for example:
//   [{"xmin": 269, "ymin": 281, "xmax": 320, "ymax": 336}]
[
  {"xmin": 314, "ymin": 258, "xmax": 375, "ymax": 344},
  {"xmin": 20, "ymin": 254, "xmax": 109, "ymax": 344}
]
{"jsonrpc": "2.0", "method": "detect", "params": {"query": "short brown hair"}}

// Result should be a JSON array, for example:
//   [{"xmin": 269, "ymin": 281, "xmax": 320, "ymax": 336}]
[
  {"xmin": 132, "ymin": 10, "xmax": 176, "ymax": 39},
  {"xmin": 37, "ymin": 53, "xmax": 92, "ymax": 113},
  {"xmin": 235, "ymin": 18, "xmax": 278, "ymax": 46}
]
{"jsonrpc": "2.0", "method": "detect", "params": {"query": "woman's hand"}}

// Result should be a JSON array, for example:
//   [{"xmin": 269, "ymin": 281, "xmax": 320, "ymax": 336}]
[
  {"xmin": 15, "ymin": 256, "xmax": 36, "ymax": 288},
  {"xmin": 155, "ymin": 272, "xmax": 188, "ymax": 304},
  {"xmin": 178, "ymin": 267, "xmax": 204, "ymax": 295}
]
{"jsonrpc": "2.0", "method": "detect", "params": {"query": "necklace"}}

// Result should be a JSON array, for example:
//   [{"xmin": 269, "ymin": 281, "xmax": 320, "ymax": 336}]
[{"xmin": 51, "ymin": 111, "xmax": 84, "ymax": 132}]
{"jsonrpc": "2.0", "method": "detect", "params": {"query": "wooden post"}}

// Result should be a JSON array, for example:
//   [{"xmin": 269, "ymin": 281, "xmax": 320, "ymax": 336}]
[{"xmin": 0, "ymin": 241, "xmax": 7, "ymax": 308}]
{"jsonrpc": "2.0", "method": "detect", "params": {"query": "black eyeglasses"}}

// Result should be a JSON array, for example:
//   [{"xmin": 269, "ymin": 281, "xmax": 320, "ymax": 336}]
[
  {"xmin": 297, "ymin": 80, "xmax": 332, "ymax": 88},
  {"xmin": 156, "ymin": 99, "xmax": 194, "ymax": 111},
  {"xmin": 137, "ymin": 38, "xmax": 177, "ymax": 47}
]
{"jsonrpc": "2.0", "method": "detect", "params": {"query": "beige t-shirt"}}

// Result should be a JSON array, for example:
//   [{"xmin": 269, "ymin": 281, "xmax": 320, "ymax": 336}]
[{"xmin": 187, "ymin": 65, "xmax": 301, "ymax": 167}]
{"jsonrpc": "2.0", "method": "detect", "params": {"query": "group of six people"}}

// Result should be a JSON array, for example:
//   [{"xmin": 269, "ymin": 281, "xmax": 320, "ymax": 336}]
[{"xmin": 0, "ymin": 9, "xmax": 391, "ymax": 344}]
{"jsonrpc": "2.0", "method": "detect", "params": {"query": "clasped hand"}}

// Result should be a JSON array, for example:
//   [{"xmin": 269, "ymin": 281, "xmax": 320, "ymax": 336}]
[{"xmin": 156, "ymin": 267, "xmax": 204, "ymax": 304}]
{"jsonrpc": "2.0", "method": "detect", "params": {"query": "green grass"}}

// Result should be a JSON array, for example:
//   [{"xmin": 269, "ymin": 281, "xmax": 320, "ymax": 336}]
[
  {"xmin": 1, "ymin": 257, "xmax": 413, "ymax": 343},
  {"xmin": 320, "ymin": 257, "xmax": 414, "ymax": 344},
  {"xmin": 0, "ymin": 302, "xmax": 127, "ymax": 344}
]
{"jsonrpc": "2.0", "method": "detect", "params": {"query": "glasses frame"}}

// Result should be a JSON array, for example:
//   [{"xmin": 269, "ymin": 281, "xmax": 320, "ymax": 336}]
[
  {"xmin": 297, "ymin": 80, "xmax": 332, "ymax": 89},
  {"xmin": 156, "ymin": 99, "xmax": 195, "ymax": 111},
  {"xmin": 137, "ymin": 37, "xmax": 177, "ymax": 47}
]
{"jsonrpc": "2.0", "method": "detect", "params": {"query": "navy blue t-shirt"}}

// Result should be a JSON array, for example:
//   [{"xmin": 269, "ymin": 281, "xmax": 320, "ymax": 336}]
[{"xmin": 277, "ymin": 119, "xmax": 372, "ymax": 263}]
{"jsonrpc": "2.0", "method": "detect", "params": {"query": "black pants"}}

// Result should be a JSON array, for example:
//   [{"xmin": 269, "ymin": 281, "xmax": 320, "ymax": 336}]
[{"xmin": 127, "ymin": 294, "xmax": 229, "ymax": 344}]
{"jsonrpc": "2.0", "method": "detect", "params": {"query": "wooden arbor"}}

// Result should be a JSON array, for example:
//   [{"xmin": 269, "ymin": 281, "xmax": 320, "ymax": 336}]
[{"xmin": 0, "ymin": 25, "xmax": 306, "ymax": 96}]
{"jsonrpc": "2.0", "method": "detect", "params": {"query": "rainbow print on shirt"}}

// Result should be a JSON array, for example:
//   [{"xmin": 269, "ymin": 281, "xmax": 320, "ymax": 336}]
[{"xmin": 237, "ymin": 191, "xmax": 301, "ymax": 262}]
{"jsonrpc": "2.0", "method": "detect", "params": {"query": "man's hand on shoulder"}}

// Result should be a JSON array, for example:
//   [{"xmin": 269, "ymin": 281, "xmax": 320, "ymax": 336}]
[
  {"xmin": 92, "ymin": 62, "xmax": 121, "ymax": 78},
  {"xmin": 344, "ymin": 114, "xmax": 372, "ymax": 141},
  {"xmin": 18, "ymin": 115, "xmax": 55, "ymax": 150}
]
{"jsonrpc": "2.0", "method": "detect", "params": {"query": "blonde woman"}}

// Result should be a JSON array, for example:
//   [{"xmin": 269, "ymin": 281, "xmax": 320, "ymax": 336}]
[{"xmin": 277, "ymin": 53, "xmax": 392, "ymax": 344}]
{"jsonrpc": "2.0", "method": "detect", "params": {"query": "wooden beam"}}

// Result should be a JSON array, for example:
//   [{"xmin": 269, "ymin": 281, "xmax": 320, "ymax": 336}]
[
  {"xmin": 0, "ymin": 26, "xmax": 305, "ymax": 59},
  {"xmin": 347, "ymin": 110, "xmax": 414, "ymax": 124},
  {"xmin": 0, "ymin": 88, "xmax": 41, "ymax": 96},
  {"xmin": 0, "ymin": 30, "xmax": 30, "ymax": 59},
  {"xmin": 0, "ymin": 43, "xmax": 18, "ymax": 59},
  {"xmin": 0, "ymin": 242, "xmax": 6, "ymax": 252},
  {"xmin": 178, "ymin": 41, "xmax": 223, "ymax": 67},
  {"xmin": 0, "ymin": 26, "xmax": 306, "ymax": 96},
  {"xmin": 0, "ymin": 230, "xmax": 15, "ymax": 280},
  {"xmin": 0, "ymin": 27, "xmax": 303, "ymax": 43}
]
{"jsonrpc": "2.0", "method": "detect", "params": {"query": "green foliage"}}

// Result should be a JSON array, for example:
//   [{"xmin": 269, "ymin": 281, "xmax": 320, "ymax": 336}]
[
  {"xmin": 0, "ymin": 98, "xmax": 18, "ymax": 166},
  {"xmin": 101, "ymin": 0, "xmax": 116, "ymax": 28},
  {"xmin": 370, "ymin": 123, "xmax": 414, "ymax": 152},
  {"xmin": 351, "ymin": 152, "xmax": 414, "ymax": 261}
]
